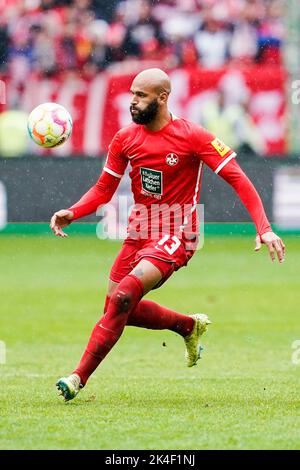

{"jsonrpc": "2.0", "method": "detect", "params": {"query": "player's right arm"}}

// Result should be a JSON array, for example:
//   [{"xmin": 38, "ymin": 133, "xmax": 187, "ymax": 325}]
[{"xmin": 50, "ymin": 132, "xmax": 128, "ymax": 237}]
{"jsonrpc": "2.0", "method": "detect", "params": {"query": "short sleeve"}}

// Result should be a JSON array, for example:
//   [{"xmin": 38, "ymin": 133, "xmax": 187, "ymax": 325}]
[
  {"xmin": 103, "ymin": 132, "xmax": 128, "ymax": 178},
  {"xmin": 191, "ymin": 124, "xmax": 236, "ymax": 174}
]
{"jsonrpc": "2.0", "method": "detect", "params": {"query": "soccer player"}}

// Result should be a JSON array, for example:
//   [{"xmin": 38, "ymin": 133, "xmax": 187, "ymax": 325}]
[{"xmin": 51, "ymin": 68, "xmax": 285, "ymax": 402}]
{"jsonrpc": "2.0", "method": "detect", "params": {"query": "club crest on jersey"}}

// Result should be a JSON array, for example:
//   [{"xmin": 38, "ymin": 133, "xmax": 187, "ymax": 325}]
[{"xmin": 166, "ymin": 153, "xmax": 179, "ymax": 166}]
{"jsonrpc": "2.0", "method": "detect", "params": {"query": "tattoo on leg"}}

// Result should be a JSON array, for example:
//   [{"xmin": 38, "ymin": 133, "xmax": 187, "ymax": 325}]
[{"xmin": 133, "ymin": 268, "xmax": 144, "ymax": 278}]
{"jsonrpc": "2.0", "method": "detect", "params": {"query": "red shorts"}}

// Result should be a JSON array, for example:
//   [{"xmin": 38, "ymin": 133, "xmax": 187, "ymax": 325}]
[{"xmin": 109, "ymin": 235, "xmax": 196, "ymax": 288}]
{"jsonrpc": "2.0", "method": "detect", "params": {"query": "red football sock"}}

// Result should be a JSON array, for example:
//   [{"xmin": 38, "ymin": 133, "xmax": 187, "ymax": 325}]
[
  {"xmin": 73, "ymin": 274, "xmax": 143, "ymax": 385},
  {"xmin": 127, "ymin": 299, "xmax": 195, "ymax": 336},
  {"xmin": 104, "ymin": 295, "xmax": 194, "ymax": 336},
  {"xmin": 103, "ymin": 294, "xmax": 110, "ymax": 314}
]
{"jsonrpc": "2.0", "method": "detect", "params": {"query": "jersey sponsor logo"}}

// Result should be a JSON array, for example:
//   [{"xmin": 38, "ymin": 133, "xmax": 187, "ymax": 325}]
[
  {"xmin": 210, "ymin": 137, "xmax": 230, "ymax": 157},
  {"xmin": 140, "ymin": 167, "xmax": 163, "ymax": 195},
  {"xmin": 166, "ymin": 153, "xmax": 179, "ymax": 166}
]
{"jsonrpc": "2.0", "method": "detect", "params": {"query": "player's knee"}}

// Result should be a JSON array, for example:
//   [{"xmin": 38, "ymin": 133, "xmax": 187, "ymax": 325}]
[{"xmin": 111, "ymin": 289, "xmax": 132, "ymax": 314}]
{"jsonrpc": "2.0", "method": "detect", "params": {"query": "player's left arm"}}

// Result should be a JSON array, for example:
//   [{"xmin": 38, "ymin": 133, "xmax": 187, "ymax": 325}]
[
  {"xmin": 218, "ymin": 158, "xmax": 285, "ymax": 263},
  {"xmin": 192, "ymin": 125, "xmax": 285, "ymax": 263}
]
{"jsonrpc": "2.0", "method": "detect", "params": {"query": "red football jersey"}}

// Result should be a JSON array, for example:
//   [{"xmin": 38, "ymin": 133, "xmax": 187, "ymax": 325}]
[{"xmin": 103, "ymin": 115, "xmax": 236, "ymax": 239}]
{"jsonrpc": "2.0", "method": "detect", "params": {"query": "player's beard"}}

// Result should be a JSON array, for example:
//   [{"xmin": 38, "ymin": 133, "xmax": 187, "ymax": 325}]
[{"xmin": 130, "ymin": 99, "xmax": 159, "ymax": 125}]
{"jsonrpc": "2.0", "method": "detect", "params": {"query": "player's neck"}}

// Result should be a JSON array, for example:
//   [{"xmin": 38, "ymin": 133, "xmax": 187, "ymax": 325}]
[{"xmin": 144, "ymin": 110, "xmax": 172, "ymax": 132}]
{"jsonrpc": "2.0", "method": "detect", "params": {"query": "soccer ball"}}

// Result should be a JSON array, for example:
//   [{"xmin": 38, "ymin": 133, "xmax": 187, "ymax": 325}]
[{"xmin": 27, "ymin": 102, "xmax": 72, "ymax": 148}]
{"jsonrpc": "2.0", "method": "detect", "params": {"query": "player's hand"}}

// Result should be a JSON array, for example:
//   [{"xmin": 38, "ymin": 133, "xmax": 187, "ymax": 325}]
[
  {"xmin": 50, "ymin": 209, "xmax": 74, "ymax": 238},
  {"xmin": 254, "ymin": 231, "xmax": 285, "ymax": 263}
]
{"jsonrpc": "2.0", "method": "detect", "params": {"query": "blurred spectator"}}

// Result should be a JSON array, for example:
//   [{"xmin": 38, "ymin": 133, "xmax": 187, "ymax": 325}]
[
  {"xmin": 229, "ymin": 16, "xmax": 258, "ymax": 64},
  {"xmin": 105, "ymin": 5, "xmax": 127, "ymax": 63},
  {"xmin": 31, "ymin": 25, "xmax": 57, "ymax": 75},
  {"xmin": 256, "ymin": 0, "xmax": 283, "ymax": 64},
  {"xmin": 194, "ymin": 9, "xmax": 231, "ymax": 68},
  {"xmin": 200, "ymin": 72, "xmax": 265, "ymax": 154},
  {"xmin": 121, "ymin": 0, "xmax": 164, "ymax": 59},
  {"xmin": 0, "ymin": 18, "xmax": 9, "ymax": 73},
  {"xmin": 57, "ymin": 22, "xmax": 78, "ymax": 71},
  {"xmin": 92, "ymin": 0, "xmax": 120, "ymax": 22}
]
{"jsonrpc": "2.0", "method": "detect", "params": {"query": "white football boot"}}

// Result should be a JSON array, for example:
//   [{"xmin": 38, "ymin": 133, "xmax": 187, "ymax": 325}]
[
  {"xmin": 184, "ymin": 314, "xmax": 211, "ymax": 367},
  {"xmin": 56, "ymin": 373, "xmax": 82, "ymax": 402}
]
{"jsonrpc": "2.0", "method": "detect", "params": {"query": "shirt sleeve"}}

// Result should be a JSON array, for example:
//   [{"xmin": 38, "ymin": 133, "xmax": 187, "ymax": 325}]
[
  {"xmin": 218, "ymin": 158, "xmax": 272, "ymax": 236},
  {"xmin": 103, "ymin": 131, "xmax": 128, "ymax": 178},
  {"xmin": 68, "ymin": 170, "xmax": 121, "ymax": 220},
  {"xmin": 192, "ymin": 124, "xmax": 236, "ymax": 173}
]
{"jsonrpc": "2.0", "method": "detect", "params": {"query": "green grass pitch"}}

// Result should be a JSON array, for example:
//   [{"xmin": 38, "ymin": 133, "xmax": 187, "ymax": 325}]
[{"xmin": 0, "ymin": 233, "xmax": 299, "ymax": 450}]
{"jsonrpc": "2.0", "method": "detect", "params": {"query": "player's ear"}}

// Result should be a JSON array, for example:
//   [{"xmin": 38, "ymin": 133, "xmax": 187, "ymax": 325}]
[{"xmin": 158, "ymin": 91, "xmax": 168, "ymax": 105}]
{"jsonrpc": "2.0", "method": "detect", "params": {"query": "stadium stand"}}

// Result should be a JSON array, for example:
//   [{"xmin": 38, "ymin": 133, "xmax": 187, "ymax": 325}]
[{"xmin": 0, "ymin": 0, "xmax": 284, "ymax": 76}]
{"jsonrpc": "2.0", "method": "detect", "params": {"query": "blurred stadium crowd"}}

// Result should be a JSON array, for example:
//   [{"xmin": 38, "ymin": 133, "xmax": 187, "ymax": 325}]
[
  {"xmin": 0, "ymin": 0, "xmax": 286, "ymax": 158},
  {"xmin": 0, "ymin": 0, "xmax": 284, "ymax": 77}
]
